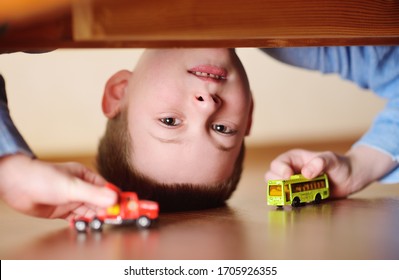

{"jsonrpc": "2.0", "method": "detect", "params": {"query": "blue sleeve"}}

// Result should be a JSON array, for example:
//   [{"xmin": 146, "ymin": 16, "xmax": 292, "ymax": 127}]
[
  {"xmin": 260, "ymin": 47, "xmax": 399, "ymax": 183},
  {"xmin": 0, "ymin": 74, "xmax": 34, "ymax": 158}
]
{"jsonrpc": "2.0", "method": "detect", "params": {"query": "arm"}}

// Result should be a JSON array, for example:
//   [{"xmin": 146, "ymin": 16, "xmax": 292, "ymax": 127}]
[
  {"xmin": 0, "ymin": 154, "xmax": 117, "ymax": 219},
  {"xmin": 261, "ymin": 46, "xmax": 399, "ymax": 192},
  {"xmin": 265, "ymin": 145, "xmax": 397, "ymax": 198},
  {"xmin": 0, "ymin": 75, "xmax": 117, "ymax": 219}
]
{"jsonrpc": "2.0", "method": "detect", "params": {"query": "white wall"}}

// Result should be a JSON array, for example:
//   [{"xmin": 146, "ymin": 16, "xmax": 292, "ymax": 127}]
[{"xmin": 0, "ymin": 48, "xmax": 385, "ymax": 157}]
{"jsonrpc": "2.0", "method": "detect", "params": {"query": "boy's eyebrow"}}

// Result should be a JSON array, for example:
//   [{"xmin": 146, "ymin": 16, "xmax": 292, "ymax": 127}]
[{"xmin": 149, "ymin": 133, "xmax": 234, "ymax": 152}]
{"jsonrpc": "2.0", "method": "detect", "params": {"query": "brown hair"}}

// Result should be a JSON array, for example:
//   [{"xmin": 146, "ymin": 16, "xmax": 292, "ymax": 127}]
[{"xmin": 96, "ymin": 109, "xmax": 245, "ymax": 212}]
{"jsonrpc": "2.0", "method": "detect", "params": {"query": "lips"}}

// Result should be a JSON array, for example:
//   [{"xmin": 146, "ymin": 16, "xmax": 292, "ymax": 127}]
[{"xmin": 188, "ymin": 65, "xmax": 227, "ymax": 81}]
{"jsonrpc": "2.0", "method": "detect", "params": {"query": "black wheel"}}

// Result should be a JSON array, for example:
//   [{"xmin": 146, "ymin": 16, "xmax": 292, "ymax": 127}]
[
  {"xmin": 136, "ymin": 216, "xmax": 151, "ymax": 228},
  {"xmin": 90, "ymin": 218, "xmax": 103, "ymax": 231},
  {"xmin": 292, "ymin": 197, "xmax": 301, "ymax": 207},
  {"xmin": 314, "ymin": 193, "xmax": 322, "ymax": 204},
  {"xmin": 74, "ymin": 220, "xmax": 88, "ymax": 233}
]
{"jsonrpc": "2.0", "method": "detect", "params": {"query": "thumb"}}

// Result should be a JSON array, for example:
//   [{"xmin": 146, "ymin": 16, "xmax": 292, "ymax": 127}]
[
  {"xmin": 301, "ymin": 157, "xmax": 326, "ymax": 179},
  {"xmin": 63, "ymin": 180, "xmax": 118, "ymax": 208}
]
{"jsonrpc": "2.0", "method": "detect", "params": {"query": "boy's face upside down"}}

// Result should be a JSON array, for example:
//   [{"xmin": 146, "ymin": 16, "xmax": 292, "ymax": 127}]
[{"xmin": 102, "ymin": 48, "xmax": 253, "ymax": 187}]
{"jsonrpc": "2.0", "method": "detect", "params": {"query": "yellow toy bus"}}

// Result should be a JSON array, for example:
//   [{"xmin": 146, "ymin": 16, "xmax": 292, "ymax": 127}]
[{"xmin": 267, "ymin": 174, "xmax": 329, "ymax": 207}]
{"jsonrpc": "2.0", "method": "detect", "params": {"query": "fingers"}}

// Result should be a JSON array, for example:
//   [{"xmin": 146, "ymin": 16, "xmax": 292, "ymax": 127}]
[
  {"xmin": 264, "ymin": 170, "xmax": 293, "ymax": 184},
  {"xmin": 301, "ymin": 156, "xmax": 327, "ymax": 178},
  {"xmin": 270, "ymin": 158, "xmax": 294, "ymax": 178},
  {"xmin": 268, "ymin": 149, "xmax": 315, "ymax": 180},
  {"xmin": 52, "ymin": 162, "xmax": 116, "ymax": 206},
  {"xmin": 265, "ymin": 164, "xmax": 293, "ymax": 181},
  {"xmin": 266, "ymin": 149, "xmax": 341, "ymax": 181},
  {"xmin": 302, "ymin": 151, "xmax": 344, "ymax": 179},
  {"xmin": 62, "ymin": 164, "xmax": 117, "ymax": 207},
  {"xmin": 55, "ymin": 162, "xmax": 107, "ymax": 186},
  {"xmin": 0, "ymin": 155, "xmax": 118, "ymax": 219},
  {"xmin": 51, "ymin": 203, "xmax": 98, "ymax": 220},
  {"xmin": 34, "ymin": 161, "xmax": 117, "ymax": 209},
  {"xmin": 64, "ymin": 179, "xmax": 117, "ymax": 208}
]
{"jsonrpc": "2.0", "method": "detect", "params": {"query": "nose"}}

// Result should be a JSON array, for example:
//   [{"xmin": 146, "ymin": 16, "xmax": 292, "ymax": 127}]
[{"xmin": 194, "ymin": 93, "xmax": 222, "ymax": 113}]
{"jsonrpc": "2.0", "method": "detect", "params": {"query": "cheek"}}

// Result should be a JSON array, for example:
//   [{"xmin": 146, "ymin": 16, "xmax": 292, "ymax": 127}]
[
  {"xmin": 129, "ymin": 86, "xmax": 183, "ymax": 114},
  {"xmin": 157, "ymin": 89, "xmax": 183, "ymax": 105},
  {"xmin": 148, "ymin": 80, "xmax": 185, "ymax": 105},
  {"xmin": 224, "ymin": 94, "xmax": 250, "ymax": 117}
]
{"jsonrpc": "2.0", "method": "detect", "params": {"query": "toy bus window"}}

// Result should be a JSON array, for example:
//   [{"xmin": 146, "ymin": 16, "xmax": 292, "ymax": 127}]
[
  {"xmin": 284, "ymin": 185, "xmax": 291, "ymax": 201},
  {"xmin": 295, "ymin": 179, "xmax": 327, "ymax": 193},
  {"xmin": 269, "ymin": 185, "xmax": 282, "ymax": 196},
  {"xmin": 292, "ymin": 185, "xmax": 302, "ymax": 193},
  {"xmin": 314, "ymin": 180, "xmax": 325, "ymax": 189}
]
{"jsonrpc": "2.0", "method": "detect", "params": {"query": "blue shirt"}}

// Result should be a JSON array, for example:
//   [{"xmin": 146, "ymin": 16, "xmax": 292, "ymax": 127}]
[
  {"xmin": 261, "ymin": 47, "xmax": 399, "ymax": 183},
  {"xmin": 0, "ymin": 74, "xmax": 33, "ymax": 158}
]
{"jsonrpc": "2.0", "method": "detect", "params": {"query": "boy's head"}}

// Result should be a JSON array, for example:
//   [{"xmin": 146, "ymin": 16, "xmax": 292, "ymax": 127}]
[{"xmin": 97, "ymin": 49, "xmax": 253, "ymax": 211}]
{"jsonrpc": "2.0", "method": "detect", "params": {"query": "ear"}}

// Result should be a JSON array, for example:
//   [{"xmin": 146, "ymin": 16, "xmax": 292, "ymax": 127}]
[
  {"xmin": 102, "ymin": 70, "xmax": 132, "ymax": 118},
  {"xmin": 245, "ymin": 96, "xmax": 254, "ymax": 136}
]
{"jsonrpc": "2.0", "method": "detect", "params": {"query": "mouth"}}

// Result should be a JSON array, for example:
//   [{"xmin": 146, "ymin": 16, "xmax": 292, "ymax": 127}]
[{"xmin": 188, "ymin": 65, "xmax": 227, "ymax": 81}]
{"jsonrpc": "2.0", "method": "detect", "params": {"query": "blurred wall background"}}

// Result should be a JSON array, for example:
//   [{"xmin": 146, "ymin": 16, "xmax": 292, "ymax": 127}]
[{"xmin": 0, "ymin": 48, "xmax": 385, "ymax": 157}]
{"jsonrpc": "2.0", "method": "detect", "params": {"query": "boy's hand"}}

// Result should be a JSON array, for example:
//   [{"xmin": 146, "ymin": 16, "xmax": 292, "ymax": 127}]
[
  {"xmin": 0, "ymin": 154, "xmax": 117, "ymax": 220},
  {"xmin": 264, "ymin": 145, "xmax": 397, "ymax": 198}
]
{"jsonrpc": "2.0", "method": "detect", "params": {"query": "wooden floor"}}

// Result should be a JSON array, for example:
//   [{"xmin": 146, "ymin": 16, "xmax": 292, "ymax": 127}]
[{"xmin": 1, "ymin": 140, "xmax": 399, "ymax": 259}]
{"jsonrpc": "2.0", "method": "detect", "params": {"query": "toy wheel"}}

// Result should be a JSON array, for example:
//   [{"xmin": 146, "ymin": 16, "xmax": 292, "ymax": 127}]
[
  {"xmin": 292, "ymin": 197, "xmax": 301, "ymax": 207},
  {"xmin": 74, "ymin": 220, "xmax": 88, "ymax": 232},
  {"xmin": 314, "ymin": 193, "xmax": 322, "ymax": 204},
  {"xmin": 90, "ymin": 218, "xmax": 103, "ymax": 231},
  {"xmin": 136, "ymin": 216, "xmax": 151, "ymax": 228}
]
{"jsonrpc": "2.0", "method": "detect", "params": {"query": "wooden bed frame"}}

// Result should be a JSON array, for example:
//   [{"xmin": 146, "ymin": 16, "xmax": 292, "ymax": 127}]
[{"xmin": 1, "ymin": 0, "xmax": 399, "ymax": 51}]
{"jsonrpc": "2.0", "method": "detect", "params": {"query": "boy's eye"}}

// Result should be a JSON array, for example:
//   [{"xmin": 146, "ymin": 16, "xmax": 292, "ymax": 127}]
[
  {"xmin": 212, "ymin": 124, "xmax": 236, "ymax": 135},
  {"xmin": 160, "ymin": 118, "xmax": 182, "ymax": 126}
]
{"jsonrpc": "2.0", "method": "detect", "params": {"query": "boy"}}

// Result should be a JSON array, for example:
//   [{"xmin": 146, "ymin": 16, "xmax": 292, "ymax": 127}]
[
  {"xmin": 0, "ymin": 48, "xmax": 254, "ymax": 216},
  {"xmin": 97, "ymin": 48, "xmax": 253, "ymax": 211},
  {"xmin": 97, "ymin": 47, "xmax": 399, "ymax": 212},
  {"xmin": 3, "ymin": 47, "xmax": 397, "ymax": 216}
]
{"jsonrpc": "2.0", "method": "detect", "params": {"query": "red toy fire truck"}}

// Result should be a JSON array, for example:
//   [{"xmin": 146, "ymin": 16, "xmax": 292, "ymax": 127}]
[{"xmin": 73, "ymin": 183, "xmax": 159, "ymax": 232}]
